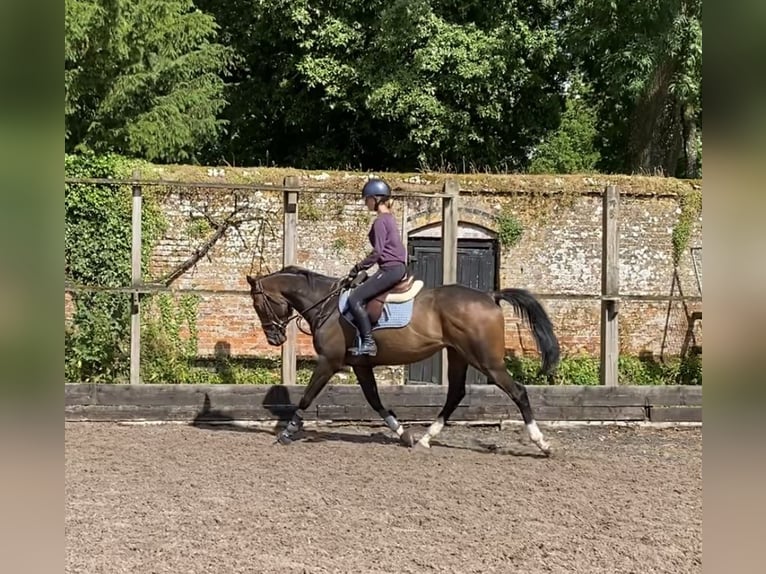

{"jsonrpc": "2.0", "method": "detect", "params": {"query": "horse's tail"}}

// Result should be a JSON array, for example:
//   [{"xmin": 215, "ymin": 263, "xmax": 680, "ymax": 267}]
[{"xmin": 492, "ymin": 288, "xmax": 560, "ymax": 376}]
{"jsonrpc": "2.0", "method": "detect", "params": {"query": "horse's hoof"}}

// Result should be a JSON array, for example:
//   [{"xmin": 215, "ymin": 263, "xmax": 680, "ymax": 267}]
[
  {"xmin": 412, "ymin": 440, "xmax": 432, "ymax": 453},
  {"xmin": 276, "ymin": 432, "xmax": 293, "ymax": 446},
  {"xmin": 537, "ymin": 441, "xmax": 552, "ymax": 457},
  {"xmin": 400, "ymin": 429, "xmax": 416, "ymax": 448}
]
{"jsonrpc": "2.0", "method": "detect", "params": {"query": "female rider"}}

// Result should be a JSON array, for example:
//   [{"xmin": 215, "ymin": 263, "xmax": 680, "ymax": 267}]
[{"xmin": 345, "ymin": 178, "xmax": 408, "ymax": 356}]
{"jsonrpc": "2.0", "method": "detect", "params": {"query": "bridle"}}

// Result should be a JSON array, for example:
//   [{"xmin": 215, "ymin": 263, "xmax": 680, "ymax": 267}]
[
  {"xmin": 250, "ymin": 279, "xmax": 296, "ymax": 337},
  {"xmin": 250, "ymin": 277, "xmax": 348, "ymax": 337}
]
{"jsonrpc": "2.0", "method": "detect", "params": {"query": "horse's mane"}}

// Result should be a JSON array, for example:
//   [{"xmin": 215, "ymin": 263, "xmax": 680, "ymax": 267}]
[{"xmin": 278, "ymin": 265, "xmax": 339, "ymax": 292}]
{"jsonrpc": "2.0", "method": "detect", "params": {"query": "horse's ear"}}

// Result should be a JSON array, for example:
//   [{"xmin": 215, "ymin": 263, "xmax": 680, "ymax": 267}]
[{"xmin": 246, "ymin": 274, "xmax": 256, "ymax": 287}]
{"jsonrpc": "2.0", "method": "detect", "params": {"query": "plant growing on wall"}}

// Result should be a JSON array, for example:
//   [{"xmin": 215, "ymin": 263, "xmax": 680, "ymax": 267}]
[
  {"xmin": 65, "ymin": 152, "xmax": 166, "ymax": 382},
  {"xmin": 671, "ymin": 188, "xmax": 702, "ymax": 265},
  {"xmin": 300, "ymin": 193, "xmax": 322, "ymax": 221},
  {"xmin": 497, "ymin": 210, "xmax": 523, "ymax": 247},
  {"xmin": 331, "ymin": 237, "xmax": 348, "ymax": 256}
]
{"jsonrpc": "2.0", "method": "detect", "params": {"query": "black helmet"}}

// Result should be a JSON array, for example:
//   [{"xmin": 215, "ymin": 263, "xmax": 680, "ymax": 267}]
[{"xmin": 362, "ymin": 178, "xmax": 391, "ymax": 198}]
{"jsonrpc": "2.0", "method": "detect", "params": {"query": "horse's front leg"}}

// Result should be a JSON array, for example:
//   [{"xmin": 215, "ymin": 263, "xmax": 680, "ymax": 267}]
[
  {"xmin": 353, "ymin": 365, "xmax": 416, "ymax": 447},
  {"xmin": 277, "ymin": 356, "xmax": 338, "ymax": 445}
]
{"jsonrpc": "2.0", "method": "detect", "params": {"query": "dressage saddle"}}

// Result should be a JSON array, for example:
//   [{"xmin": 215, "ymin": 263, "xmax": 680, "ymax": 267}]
[{"xmin": 362, "ymin": 273, "xmax": 424, "ymax": 324}]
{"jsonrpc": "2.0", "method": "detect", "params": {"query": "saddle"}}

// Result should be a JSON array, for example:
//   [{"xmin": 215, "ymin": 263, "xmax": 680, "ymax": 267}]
[{"xmin": 363, "ymin": 273, "xmax": 424, "ymax": 324}]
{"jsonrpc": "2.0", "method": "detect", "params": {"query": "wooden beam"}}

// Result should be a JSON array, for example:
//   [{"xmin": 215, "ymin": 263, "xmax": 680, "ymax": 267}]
[
  {"xmin": 282, "ymin": 176, "xmax": 299, "ymax": 386},
  {"xmin": 130, "ymin": 170, "xmax": 142, "ymax": 385},
  {"xmin": 649, "ymin": 406, "xmax": 703, "ymax": 423},
  {"xmin": 600, "ymin": 185, "xmax": 620, "ymax": 386},
  {"xmin": 64, "ymin": 383, "xmax": 703, "ymax": 423},
  {"xmin": 441, "ymin": 179, "xmax": 460, "ymax": 385},
  {"xmin": 400, "ymin": 199, "xmax": 408, "ymax": 257}
]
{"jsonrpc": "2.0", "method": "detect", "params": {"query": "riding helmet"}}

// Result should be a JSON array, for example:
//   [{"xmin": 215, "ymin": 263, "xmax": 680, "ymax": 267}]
[{"xmin": 361, "ymin": 178, "xmax": 391, "ymax": 198}]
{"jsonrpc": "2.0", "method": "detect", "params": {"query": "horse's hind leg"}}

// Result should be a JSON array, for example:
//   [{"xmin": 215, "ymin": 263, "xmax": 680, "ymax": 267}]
[
  {"xmin": 416, "ymin": 348, "xmax": 468, "ymax": 449},
  {"xmin": 353, "ymin": 365, "xmax": 415, "ymax": 447},
  {"xmin": 487, "ymin": 365, "xmax": 551, "ymax": 455}
]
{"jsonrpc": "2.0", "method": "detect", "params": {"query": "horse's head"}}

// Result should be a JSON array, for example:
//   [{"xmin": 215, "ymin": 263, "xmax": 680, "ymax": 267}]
[{"xmin": 246, "ymin": 274, "xmax": 293, "ymax": 346}]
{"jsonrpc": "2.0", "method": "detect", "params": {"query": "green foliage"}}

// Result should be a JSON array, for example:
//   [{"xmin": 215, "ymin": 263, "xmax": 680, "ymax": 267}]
[
  {"xmin": 676, "ymin": 352, "xmax": 702, "ymax": 386},
  {"xmin": 64, "ymin": 1, "xmax": 703, "ymax": 176},
  {"xmin": 65, "ymin": 0, "xmax": 235, "ymax": 162},
  {"xmin": 566, "ymin": 0, "xmax": 702, "ymax": 176},
  {"xmin": 671, "ymin": 188, "xmax": 702, "ymax": 265},
  {"xmin": 65, "ymin": 152, "xmax": 167, "ymax": 382},
  {"xmin": 554, "ymin": 355, "xmax": 602, "ymax": 386},
  {"xmin": 528, "ymin": 77, "xmax": 601, "ymax": 174},
  {"xmin": 65, "ymin": 153, "xmax": 139, "ymax": 382},
  {"xmin": 142, "ymin": 357, "xmax": 355, "ymax": 385},
  {"xmin": 196, "ymin": 0, "xmax": 567, "ymax": 171},
  {"xmin": 141, "ymin": 294, "xmax": 200, "ymax": 383},
  {"xmin": 506, "ymin": 353, "xmax": 702, "ymax": 385},
  {"xmin": 186, "ymin": 218, "xmax": 213, "ymax": 240},
  {"xmin": 497, "ymin": 211, "xmax": 523, "ymax": 247},
  {"xmin": 331, "ymin": 238, "xmax": 348, "ymax": 255},
  {"xmin": 618, "ymin": 354, "xmax": 701, "ymax": 385},
  {"xmin": 300, "ymin": 194, "xmax": 322, "ymax": 222}
]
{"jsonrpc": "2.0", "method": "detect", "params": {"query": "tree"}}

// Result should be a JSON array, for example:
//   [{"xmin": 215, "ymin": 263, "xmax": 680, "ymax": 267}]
[
  {"xmin": 528, "ymin": 75, "xmax": 600, "ymax": 174},
  {"xmin": 197, "ymin": 0, "xmax": 568, "ymax": 171},
  {"xmin": 566, "ymin": 0, "xmax": 701, "ymax": 177},
  {"xmin": 65, "ymin": 0, "xmax": 234, "ymax": 162}
]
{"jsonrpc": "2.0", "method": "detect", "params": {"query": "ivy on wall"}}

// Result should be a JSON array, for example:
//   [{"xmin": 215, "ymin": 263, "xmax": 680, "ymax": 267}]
[
  {"xmin": 65, "ymin": 152, "xmax": 195, "ymax": 383},
  {"xmin": 65, "ymin": 152, "xmax": 165, "ymax": 382},
  {"xmin": 671, "ymin": 188, "xmax": 702, "ymax": 266}
]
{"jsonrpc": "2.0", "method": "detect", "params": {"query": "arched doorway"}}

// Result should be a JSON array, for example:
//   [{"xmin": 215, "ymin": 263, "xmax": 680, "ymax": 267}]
[{"xmin": 407, "ymin": 222, "xmax": 498, "ymax": 384}]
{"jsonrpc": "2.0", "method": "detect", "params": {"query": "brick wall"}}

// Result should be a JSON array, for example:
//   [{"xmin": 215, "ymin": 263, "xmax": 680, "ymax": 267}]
[{"xmin": 67, "ymin": 170, "xmax": 702, "ymax": 384}]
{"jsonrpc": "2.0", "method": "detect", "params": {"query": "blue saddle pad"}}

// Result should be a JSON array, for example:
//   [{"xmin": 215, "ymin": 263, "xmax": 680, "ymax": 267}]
[{"xmin": 338, "ymin": 290, "xmax": 415, "ymax": 333}]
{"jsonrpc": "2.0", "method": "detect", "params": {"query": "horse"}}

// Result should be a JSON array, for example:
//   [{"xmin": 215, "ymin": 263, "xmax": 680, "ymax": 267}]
[{"xmin": 246, "ymin": 265, "xmax": 560, "ymax": 455}]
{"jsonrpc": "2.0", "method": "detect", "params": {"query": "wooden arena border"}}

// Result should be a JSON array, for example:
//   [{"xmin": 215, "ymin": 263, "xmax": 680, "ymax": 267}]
[{"xmin": 65, "ymin": 384, "xmax": 702, "ymax": 424}]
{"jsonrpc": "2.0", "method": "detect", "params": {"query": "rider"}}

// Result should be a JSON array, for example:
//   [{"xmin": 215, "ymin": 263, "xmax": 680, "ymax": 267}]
[{"xmin": 345, "ymin": 178, "xmax": 408, "ymax": 356}]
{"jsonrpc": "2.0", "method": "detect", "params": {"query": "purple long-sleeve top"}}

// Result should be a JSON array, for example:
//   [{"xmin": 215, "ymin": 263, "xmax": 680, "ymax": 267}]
[{"xmin": 357, "ymin": 213, "xmax": 407, "ymax": 270}]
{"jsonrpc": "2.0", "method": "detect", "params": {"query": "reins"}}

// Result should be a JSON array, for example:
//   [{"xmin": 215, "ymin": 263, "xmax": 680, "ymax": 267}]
[{"xmin": 252, "ymin": 277, "xmax": 348, "ymax": 337}]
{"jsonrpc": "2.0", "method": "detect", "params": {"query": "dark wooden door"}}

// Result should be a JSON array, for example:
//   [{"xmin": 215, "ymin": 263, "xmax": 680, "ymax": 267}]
[{"xmin": 407, "ymin": 238, "xmax": 497, "ymax": 384}]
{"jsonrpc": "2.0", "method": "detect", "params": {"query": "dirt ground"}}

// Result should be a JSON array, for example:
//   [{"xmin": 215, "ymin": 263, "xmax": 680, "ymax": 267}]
[{"xmin": 66, "ymin": 421, "xmax": 702, "ymax": 574}]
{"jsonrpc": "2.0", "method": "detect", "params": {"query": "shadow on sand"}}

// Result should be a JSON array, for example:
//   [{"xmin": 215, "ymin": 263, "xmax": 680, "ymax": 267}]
[{"xmin": 189, "ymin": 387, "xmax": 546, "ymax": 456}]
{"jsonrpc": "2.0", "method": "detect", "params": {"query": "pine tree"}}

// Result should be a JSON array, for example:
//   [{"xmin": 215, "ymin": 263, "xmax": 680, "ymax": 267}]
[{"xmin": 65, "ymin": 0, "xmax": 234, "ymax": 162}]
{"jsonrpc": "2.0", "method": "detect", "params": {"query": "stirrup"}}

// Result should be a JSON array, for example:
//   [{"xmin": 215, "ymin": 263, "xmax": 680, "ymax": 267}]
[{"xmin": 349, "ymin": 337, "xmax": 377, "ymax": 356}]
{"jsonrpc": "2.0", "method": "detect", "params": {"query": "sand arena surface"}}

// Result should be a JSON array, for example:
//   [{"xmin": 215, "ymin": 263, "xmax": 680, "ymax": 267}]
[{"xmin": 66, "ymin": 422, "xmax": 701, "ymax": 574}]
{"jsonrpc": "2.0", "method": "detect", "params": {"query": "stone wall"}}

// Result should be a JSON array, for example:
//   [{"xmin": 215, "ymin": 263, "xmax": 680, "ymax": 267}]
[
  {"xmin": 67, "ymin": 168, "xmax": 702, "ymax": 384},
  {"xmin": 139, "ymin": 170, "xmax": 701, "ymax": 383}
]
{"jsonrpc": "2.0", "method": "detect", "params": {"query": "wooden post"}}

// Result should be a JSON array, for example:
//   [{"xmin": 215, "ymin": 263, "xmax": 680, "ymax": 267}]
[
  {"xmin": 441, "ymin": 179, "xmax": 460, "ymax": 385},
  {"xmin": 400, "ymin": 199, "xmax": 408, "ymax": 256},
  {"xmin": 130, "ymin": 170, "xmax": 142, "ymax": 385},
  {"xmin": 282, "ymin": 176, "xmax": 299, "ymax": 386},
  {"xmin": 600, "ymin": 185, "xmax": 620, "ymax": 386}
]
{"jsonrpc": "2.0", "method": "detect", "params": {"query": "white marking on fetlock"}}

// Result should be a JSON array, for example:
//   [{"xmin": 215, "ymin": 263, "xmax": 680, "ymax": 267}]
[
  {"xmin": 428, "ymin": 417, "xmax": 445, "ymax": 437},
  {"xmin": 417, "ymin": 417, "xmax": 445, "ymax": 448},
  {"xmin": 526, "ymin": 421, "xmax": 543, "ymax": 442},
  {"xmin": 526, "ymin": 421, "xmax": 550, "ymax": 452},
  {"xmin": 395, "ymin": 425, "xmax": 404, "ymax": 437}
]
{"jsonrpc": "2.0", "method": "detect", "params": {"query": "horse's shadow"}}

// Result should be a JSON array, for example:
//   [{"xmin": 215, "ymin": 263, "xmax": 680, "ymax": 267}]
[
  {"xmin": 190, "ymin": 386, "xmax": 293, "ymax": 437},
  {"xmin": 190, "ymin": 389, "xmax": 546, "ymax": 457},
  {"xmin": 431, "ymin": 437, "xmax": 549, "ymax": 458}
]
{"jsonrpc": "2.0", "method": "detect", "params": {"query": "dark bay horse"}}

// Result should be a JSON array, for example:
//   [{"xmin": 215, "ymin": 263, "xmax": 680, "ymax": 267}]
[{"xmin": 246, "ymin": 265, "xmax": 560, "ymax": 454}]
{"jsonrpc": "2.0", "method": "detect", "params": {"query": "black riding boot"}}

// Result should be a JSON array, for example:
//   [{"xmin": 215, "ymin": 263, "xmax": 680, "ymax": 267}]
[{"xmin": 348, "ymin": 300, "xmax": 377, "ymax": 356}]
